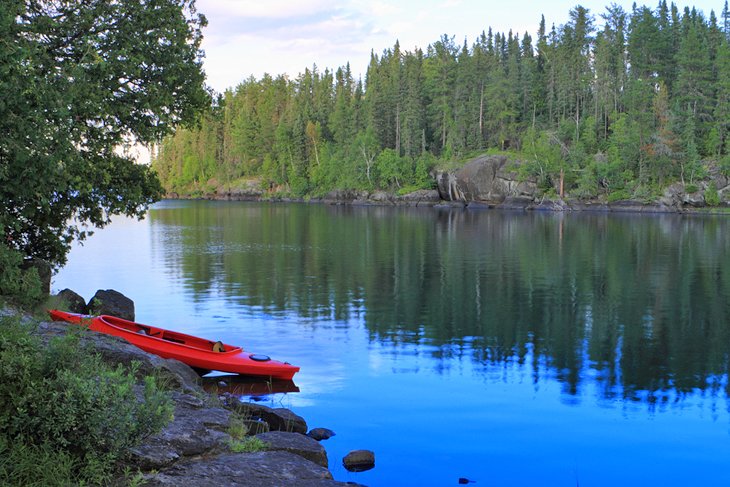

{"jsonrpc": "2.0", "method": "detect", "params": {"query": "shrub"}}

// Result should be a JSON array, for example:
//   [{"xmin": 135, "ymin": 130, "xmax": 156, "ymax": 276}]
[
  {"xmin": 0, "ymin": 242, "xmax": 43, "ymax": 307},
  {"xmin": 607, "ymin": 189, "xmax": 631, "ymax": 203},
  {"xmin": 705, "ymin": 182, "xmax": 720, "ymax": 206},
  {"xmin": 720, "ymin": 155, "xmax": 730, "ymax": 177},
  {"xmin": 0, "ymin": 318, "xmax": 174, "ymax": 485}
]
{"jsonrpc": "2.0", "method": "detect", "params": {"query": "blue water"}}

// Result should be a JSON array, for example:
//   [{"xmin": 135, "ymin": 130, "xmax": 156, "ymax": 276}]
[{"xmin": 53, "ymin": 200, "xmax": 730, "ymax": 486}]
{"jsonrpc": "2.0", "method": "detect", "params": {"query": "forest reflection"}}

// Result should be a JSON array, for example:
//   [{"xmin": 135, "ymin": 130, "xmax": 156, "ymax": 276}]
[{"xmin": 148, "ymin": 202, "xmax": 730, "ymax": 405}]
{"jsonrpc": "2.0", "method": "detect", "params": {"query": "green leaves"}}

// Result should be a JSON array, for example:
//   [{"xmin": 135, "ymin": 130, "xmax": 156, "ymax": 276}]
[{"xmin": 1, "ymin": 0, "xmax": 208, "ymax": 265}]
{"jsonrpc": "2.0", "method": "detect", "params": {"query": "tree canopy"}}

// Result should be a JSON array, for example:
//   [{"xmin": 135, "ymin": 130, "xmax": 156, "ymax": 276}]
[
  {"xmin": 153, "ymin": 1, "xmax": 730, "ymax": 201},
  {"xmin": 0, "ymin": 0, "xmax": 209, "ymax": 265}
]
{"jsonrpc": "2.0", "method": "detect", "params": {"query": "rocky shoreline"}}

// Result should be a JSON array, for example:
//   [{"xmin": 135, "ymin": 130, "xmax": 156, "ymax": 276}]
[
  {"xmin": 4, "ymin": 296, "xmax": 371, "ymax": 487},
  {"xmin": 170, "ymin": 155, "xmax": 730, "ymax": 214}
]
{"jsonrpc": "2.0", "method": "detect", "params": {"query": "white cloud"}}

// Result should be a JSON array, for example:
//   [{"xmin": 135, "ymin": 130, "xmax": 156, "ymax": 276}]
[
  {"xmin": 195, "ymin": 0, "xmax": 721, "ymax": 93},
  {"xmin": 200, "ymin": 0, "xmax": 333, "ymax": 19}
]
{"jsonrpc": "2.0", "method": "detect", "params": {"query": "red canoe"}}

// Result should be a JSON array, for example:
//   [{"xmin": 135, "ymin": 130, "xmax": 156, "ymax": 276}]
[{"xmin": 48, "ymin": 310, "xmax": 300, "ymax": 380}]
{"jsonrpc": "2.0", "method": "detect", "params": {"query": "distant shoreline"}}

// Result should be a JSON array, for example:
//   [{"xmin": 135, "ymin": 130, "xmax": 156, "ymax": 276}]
[{"xmin": 162, "ymin": 191, "xmax": 730, "ymax": 216}]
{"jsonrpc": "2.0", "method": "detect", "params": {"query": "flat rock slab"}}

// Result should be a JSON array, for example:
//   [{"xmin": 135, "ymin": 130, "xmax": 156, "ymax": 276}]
[
  {"xmin": 257, "ymin": 431, "xmax": 328, "ymax": 468},
  {"xmin": 142, "ymin": 451, "xmax": 351, "ymax": 487},
  {"xmin": 129, "ymin": 391, "xmax": 232, "ymax": 470}
]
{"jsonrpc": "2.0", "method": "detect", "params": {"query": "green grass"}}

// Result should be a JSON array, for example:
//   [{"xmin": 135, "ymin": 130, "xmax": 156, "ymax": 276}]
[{"xmin": 228, "ymin": 437, "xmax": 268, "ymax": 453}]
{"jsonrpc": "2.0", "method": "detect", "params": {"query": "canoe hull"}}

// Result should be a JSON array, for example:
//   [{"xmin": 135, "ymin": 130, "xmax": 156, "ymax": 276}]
[{"xmin": 48, "ymin": 310, "xmax": 299, "ymax": 380}]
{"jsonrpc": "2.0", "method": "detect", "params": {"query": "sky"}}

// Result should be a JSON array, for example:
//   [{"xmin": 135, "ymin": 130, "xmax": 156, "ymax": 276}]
[{"xmin": 195, "ymin": 0, "xmax": 725, "ymax": 94}]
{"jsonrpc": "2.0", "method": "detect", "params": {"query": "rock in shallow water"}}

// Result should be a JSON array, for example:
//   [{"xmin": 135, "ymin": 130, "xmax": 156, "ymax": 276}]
[
  {"xmin": 342, "ymin": 450, "xmax": 375, "ymax": 472},
  {"xmin": 307, "ymin": 428, "xmax": 336, "ymax": 441}
]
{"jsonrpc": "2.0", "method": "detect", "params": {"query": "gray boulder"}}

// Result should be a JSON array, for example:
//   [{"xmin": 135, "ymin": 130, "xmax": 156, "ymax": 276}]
[
  {"xmin": 683, "ymin": 189, "xmax": 706, "ymax": 207},
  {"xmin": 55, "ymin": 288, "xmax": 87, "ymax": 314},
  {"xmin": 436, "ymin": 155, "xmax": 537, "ymax": 204},
  {"xmin": 660, "ymin": 183, "xmax": 684, "ymax": 208},
  {"xmin": 257, "ymin": 431, "xmax": 328, "ymax": 468},
  {"xmin": 87, "ymin": 289, "xmax": 135, "ymax": 320},
  {"xmin": 368, "ymin": 190, "xmax": 394, "ymax": 204}
]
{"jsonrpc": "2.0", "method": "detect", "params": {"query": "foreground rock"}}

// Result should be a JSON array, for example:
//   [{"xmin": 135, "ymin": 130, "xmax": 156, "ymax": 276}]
[
  {"xmin": 256, "ymin": 431, "xmax": 329, "ymax": 468},
  {"xmin": 29, "ymin": 311, "xmax": 355, "ymax": 486},
  {"xmin": 129, "ymin": 392, "xmax": 232, "ymax": 470},
  {"xmin": 142, "ymin": 451, "xmax": 348, "ymax": 487}
]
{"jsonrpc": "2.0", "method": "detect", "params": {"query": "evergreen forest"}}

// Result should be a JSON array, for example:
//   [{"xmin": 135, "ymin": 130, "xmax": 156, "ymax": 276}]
[{"xmin": 153, "ymin": 1, "xmax": 730, "ymax": 201}]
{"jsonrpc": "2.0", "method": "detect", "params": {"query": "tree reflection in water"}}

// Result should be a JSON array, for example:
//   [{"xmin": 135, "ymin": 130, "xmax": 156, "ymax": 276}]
[{"xmin": 149, "ymin": 202, "xmax": 730, "ymax": 407}]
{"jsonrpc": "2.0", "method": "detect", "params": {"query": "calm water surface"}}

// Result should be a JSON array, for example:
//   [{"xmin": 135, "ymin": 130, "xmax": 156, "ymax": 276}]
[{"xmin": 54, "ymin": 200, "xmax": 730, "ymax": 486}]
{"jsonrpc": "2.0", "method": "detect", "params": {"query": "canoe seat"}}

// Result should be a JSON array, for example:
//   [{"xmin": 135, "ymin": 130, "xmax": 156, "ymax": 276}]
[{"xmin": 212, "ymin": 341, "xmax": 225, "ymax": 353}]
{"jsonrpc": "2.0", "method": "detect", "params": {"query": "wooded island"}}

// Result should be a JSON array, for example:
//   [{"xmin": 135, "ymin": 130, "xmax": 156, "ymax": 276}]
[{"xmin": 154, "ymin": 1, "xmax": 730, "ymax": 204}]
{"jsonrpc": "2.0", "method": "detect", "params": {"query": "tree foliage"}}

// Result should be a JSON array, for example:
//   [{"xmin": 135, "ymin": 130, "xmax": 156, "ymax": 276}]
[
  {"xmin": 0, "ymin": 0, "xmax": 209, "ymax": 265},
  {"xmin": 154, "ymin": 2, "xmax": 730, "ymax": 201}
]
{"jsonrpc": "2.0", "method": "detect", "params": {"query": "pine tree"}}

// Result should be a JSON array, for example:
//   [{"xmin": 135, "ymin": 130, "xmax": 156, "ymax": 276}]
[{"xmin": 423, "ymin": 35, "xmax": 457, "ymax": 155}]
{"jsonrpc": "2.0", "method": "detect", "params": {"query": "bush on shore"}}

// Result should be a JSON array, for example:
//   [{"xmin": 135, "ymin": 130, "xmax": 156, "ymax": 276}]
[
  {"xmin": 0, "ymin": 242, "xmax": 43, "ymax": 308},
  {"xmin": 0, "ymin": 317, "xmax": 174, "ymax": 486}
]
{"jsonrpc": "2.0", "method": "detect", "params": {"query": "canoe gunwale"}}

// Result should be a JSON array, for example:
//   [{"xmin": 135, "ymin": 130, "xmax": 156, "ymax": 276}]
[{"xmin": 96, "ymin": 315, "xmax": 244, "ymax": 355}]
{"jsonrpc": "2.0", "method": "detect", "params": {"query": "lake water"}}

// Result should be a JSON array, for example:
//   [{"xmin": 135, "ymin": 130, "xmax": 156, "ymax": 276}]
[{"xmin": 53, "ymin": 200, "xmax": 730, "ymax": 486}]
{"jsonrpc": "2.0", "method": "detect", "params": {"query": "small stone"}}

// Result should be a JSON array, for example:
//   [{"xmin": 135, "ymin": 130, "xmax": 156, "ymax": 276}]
[
  {"xmin": 307, "ymin": 427, "xmax": 336, "ymax": 441},
  {"xmin": 343, "ymin": 450, "xmax": 375, "ymax": 472},
  {"xmin": 217, "ymin": 380, "xmax": 228, "ymax": 388}
]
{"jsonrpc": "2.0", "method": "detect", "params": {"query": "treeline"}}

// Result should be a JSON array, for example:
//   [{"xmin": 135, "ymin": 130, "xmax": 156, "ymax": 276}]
[{"xmin": 153, "ymin": 2, "xmax": 730, "ymax": 199}]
